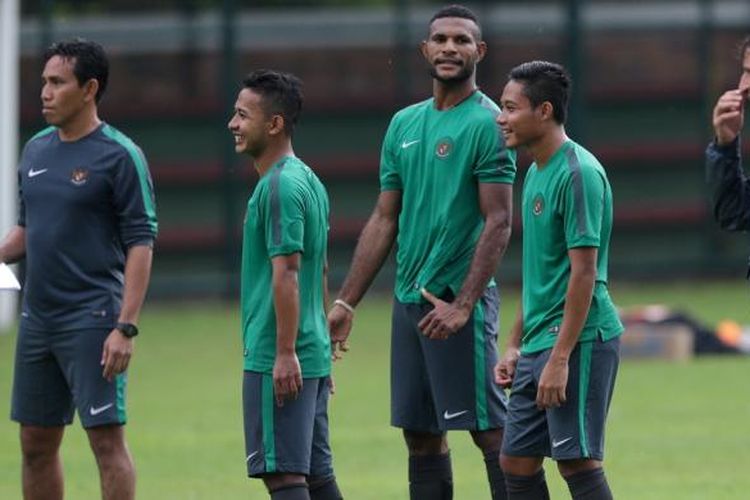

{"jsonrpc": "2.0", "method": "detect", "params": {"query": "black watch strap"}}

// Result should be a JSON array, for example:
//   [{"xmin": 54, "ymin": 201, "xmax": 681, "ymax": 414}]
[{"xmin": 116, "ymin": 322, "xmax": 139, "ymax": 338}]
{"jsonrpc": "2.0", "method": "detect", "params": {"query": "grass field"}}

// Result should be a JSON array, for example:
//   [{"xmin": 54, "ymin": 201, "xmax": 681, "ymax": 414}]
[{"xmin": 1, "ymin": 281, "xmax": 749, "ymax": 499}]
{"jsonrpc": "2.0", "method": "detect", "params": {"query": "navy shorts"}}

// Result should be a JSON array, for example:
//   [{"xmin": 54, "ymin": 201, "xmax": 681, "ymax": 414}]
[
  {"xmin": 243, "ymin": 371, "xmax": 334, "ymax": 479},
  {"xmin": 390, "ymin": 287, "xmax": 507, "ymax": 434},
  {"xmin": 11, "ymin": 326, "xmax": 127, "ymax": 428},
  {"xmin": 501, "ymin": 335, "xmax": 620, "ymax": 461}
]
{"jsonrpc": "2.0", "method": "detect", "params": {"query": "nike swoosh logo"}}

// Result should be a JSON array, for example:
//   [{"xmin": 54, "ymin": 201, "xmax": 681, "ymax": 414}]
[
  {"xmin": 28, "ymin": 168, "xmax": 48, "ymax": 178},
  {"xmin": 89, "ymin": 403, "xmax": 114, "ymax": 416},
  {"xmin": 401, "ymin": 139, "xmax": 420, "ymax": 149},
  {"xmin": 443, "ymin": 410, "xmax": 469, "ymax": 420},
  {"xmin": 246, "ymin": 451, "xmax": 259, "ymax": 462},
  {"xmin": 552, "ymin": 437, "xmax": 573, "ymax": 448}
]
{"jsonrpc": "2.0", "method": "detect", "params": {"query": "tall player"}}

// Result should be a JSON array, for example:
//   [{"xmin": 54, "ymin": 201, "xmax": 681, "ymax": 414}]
[
  {"xmin": 495, "ymin": 61, "xmax": 623, "ymax": 500},
  {"xmin": 0, "ymin": 39, "xmax": 157, "ymax": 500},
  {"xmin": 229, "ymin": 69, "xmax": 342, "ymax": 500},
  {"xmin": 327, "ymin": 5, "xmax": 515, "ymax": 499}
]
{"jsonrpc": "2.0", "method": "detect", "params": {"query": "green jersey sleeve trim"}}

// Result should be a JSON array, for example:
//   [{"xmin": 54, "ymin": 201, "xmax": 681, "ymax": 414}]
[
  {"xmin": 562, "ymin": 147, "xmax": 603, "ymax": 249},
  {"xmin": 28, "ymin": 126, "xmax": 56, "ymax": 142},
  {"xmin": 102, "ymin": 125, "xmax": 158, "ymax": 234},
  {"xmin": 266, "ymin": 161, "xmax": 305, "ymax": 256}
]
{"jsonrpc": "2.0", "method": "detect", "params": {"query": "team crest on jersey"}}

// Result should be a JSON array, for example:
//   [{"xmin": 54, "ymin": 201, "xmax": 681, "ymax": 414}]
[
  {"xmin": 532, "ymin": 193, "xmax": 544, "ymax": 216},
  {"xmin": 70, "ymin": 168, "xmax": 89, "ymax": 186},
  {"xmin": 435, "ymin": 137, "xmax": 454, "ymax": 160}
]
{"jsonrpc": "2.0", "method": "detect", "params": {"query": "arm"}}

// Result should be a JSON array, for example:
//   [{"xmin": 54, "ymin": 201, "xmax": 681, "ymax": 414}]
[
  {"xmin": 271, "ymin": 252, "xmax": 303, "ymax": 406},
  {"xmin": 536, "ymin": 247, "xmax": 597, "ymax": 409},
  {"xmin": 495, "ymin": 301, "xmax": 523, "ymax": 388},
  {"xmin": 419, "ymin": 182, "xmax": 513, "ymax": 339},
  {"xmin": 327, "ymin": 190, "xmax": 401, "ymax": 356},
  {"xmin": 101, "ymin": 244, "xmax": 153, "ymax": 381},
  {"xmin": 0, "ymin": 226, "xmax": 26, "ymax": 264},
  {"xmin": 707, "ymin": 88, "xmax": 750, "ymax": 231}
]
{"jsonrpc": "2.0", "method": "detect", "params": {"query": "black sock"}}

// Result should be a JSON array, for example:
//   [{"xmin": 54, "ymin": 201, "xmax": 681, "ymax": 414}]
[
  {"xmin": 408, "ymin": 452, "xmax": 453, "ymax": 500},
  {"xmin": 309, "ymin": 475, "xmax": 343, "ymax": 500},
  {"xmin": 564, "ymin": 468, "xmax": 612, "ymax": 500},
  {"xmin": 270, "ymin": 483, "xmax": 310, "ymax": 500},
  {"xmin": 504, "ymin": 469, "xmax": 550, "ymax": 500},
  {"xmin": 483, "ymin": 450, "xmax": 507, "ymax": 500}
]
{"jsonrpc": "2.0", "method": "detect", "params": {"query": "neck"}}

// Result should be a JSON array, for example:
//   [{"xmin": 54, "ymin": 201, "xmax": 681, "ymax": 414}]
[
  {"xmin": 253, "ymin": 140, "xmax": 294, "ymax": 177},
  {"xmin": 528, "ymin": 126, "xmax": 568, "ymax": 168},
  {"xmin": 433, "ymin": 76, "xmax": 477, "ymax": 110},
  {"xmin": 57, "ymin": 106, "xmax": 101, "ymax": 142}
]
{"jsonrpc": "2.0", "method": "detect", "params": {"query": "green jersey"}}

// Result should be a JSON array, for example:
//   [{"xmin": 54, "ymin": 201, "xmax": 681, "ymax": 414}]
[
  {"xmin": 520, "ymin": 140, "xmax": 623, "ymax": 354},
  {"xmin": 379, "ymin": 91, "xmax": 516, "ymax": 303},
  {"xmin": 240, "ymin": 156, "xmax": 331, "ymax": 377}
]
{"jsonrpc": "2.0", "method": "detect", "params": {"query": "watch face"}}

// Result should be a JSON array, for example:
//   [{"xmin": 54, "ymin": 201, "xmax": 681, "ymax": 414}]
[{"xmin": 118, "ymin": 323, "xmax": 138, "ymax": 337}]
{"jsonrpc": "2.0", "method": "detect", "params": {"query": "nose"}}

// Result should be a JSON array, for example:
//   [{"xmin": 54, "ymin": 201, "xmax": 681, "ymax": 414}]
[
  {"xmin": 227, "ymin": 115, "xmax": 237, "ymax": 130},
  {"xmin": 41, "ymin": 84, "xmax": 51, "ymax": 102},
  {"xmin": 442, "ymin": 39, "xmax": 457, "ymax": 54},
  {"xmin": 496, "ymin": 110, "xmax": 507, "ymax": 126}
]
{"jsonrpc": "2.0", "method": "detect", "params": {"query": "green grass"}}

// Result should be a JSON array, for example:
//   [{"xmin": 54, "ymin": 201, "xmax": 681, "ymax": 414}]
[{"xmin": 1, "ymin": 281, "xmax": 749, "ymax": 499}]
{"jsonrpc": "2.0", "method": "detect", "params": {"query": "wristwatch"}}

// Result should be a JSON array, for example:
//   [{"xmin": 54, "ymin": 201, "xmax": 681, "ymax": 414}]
[{"xmin": 116, "ymin": 322, "xmax": 139, "ymax": 338}]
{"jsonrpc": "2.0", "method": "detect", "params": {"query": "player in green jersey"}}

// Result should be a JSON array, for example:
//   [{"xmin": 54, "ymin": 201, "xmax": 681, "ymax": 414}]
[
  {"xmin": 229, "ymin": 70, "xmax": 342, "ymax": 500},
  {"xmin": 495, "ymin": 61, "xmax": 623, "ymax": 500},
  {"xmin": 328, "ymin": 5, "xmax": 515, "ymax": 499}
]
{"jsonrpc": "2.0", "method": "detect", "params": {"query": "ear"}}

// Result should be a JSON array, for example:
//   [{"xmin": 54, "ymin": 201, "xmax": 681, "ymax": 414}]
[
  {"xmin": 420, "ymin": 40, "xmax": 429, "ymax": 62},
  {"xmin": 82, "ymin": 79, "xmax": 99, "ymax": 103},
  {"xmin": 267, "ymin": 114, "xmax": 286, "ymax": 137},
  {"xmin": 476, "ymin": 40, "xmax": 487, "ymax": 62},
  {"xmin": 539, "ymin": 101, "xmax": 555, "ymax": 122}
]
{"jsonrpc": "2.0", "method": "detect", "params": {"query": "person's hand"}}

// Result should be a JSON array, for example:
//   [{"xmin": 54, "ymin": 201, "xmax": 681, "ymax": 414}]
[
  {"xmin": 273, "ymin": 352, "xmax": 302, "ymax": 407},
  {"xmin": 101, "ymin": 329, "xmax": 134, "ymax": 382},
  {"xmin": 536, "ymin": 356, "xmax": 569, "ymax": 410},
  {"xmin": 713, "ymin": 88, "xmax": 747, "ymax": 146},
  {"xmin": 328, "ymin": 375, "xmax": 336, "ymax": 396},
  {"xmin": 327, "ymin": 304, "xmax": 353, "ymax": 361},
  {"xmin": 418, "ymin": 288, "xmax": 471, "ymax": 339},
  {"xmin": 494, "ymin": 347, "xmax": 520, "ymax": 388}
]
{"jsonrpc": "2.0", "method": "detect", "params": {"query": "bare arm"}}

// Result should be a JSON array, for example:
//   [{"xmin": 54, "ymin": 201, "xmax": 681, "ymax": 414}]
[
  {"xmin": 0, "ymin": 226, "xmax": 26, "ymax": 264},
  {"xmin": 337, "ymin": 190, "xmax": 401, "ymax": 306},
  {"xmin": 117, "ymin": 244, "xmax": 153, "ymax": 324},
  {"xmin": 327, "ymin": 190, "xmax": 401, "ymax": 357},
  {"xmin": 271, "ymin": 252, "xmax": 303, "ymax": 406},
  {"xmin": 536, "ymin": 247, "xmax": 597, "ymax": 409},
  {"xmin": 419, "ymin": 182, "xmax": 513, "ymax": 339},
  {"xmin": 101, "ymin": 244, "xmax": 154, "ymax": 381}
]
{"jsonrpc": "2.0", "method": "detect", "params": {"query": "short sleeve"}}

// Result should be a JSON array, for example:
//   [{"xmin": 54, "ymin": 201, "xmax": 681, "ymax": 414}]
[
  {"xmin": 379, "ymin": 117, "xmax": 402, "ymax": 191},
  {"xmin": 113, "ymin": 145, "xmax": 158, "ymax": 248},
  {"xmin": 473, "ymin": 116, "xmax": 516, "ymax": 184},
  {"xmin": 559, "ymin": 163, "xmax": 605, "ymax": 249},
  {"xmin": 264, "ymin": 171, "xmax": 305, "ymax": 257}
]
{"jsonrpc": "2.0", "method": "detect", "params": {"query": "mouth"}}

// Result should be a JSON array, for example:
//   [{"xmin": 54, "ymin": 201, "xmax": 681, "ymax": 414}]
[{"xmin": 435, "ymin": 59, "xmax": 462, "ymax": 69}]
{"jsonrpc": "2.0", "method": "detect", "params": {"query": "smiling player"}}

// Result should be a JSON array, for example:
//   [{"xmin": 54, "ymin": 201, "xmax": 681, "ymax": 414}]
[
  {"xmin": 495, "ymin": 61, "xmax": 623, "ymax": 500},
  {"xmin": 327, "ymin": 5, "xmax": 516, "ymax": 499}
]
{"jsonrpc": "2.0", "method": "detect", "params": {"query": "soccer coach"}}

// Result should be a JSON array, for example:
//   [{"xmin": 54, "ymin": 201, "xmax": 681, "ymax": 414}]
[
  {"xmin": 706, "ymin": 36, "xmax": 750, "ymax": 263},
  {"xmin": 0, "ymin": 39, "xmax": 156, "ymax": 500}
]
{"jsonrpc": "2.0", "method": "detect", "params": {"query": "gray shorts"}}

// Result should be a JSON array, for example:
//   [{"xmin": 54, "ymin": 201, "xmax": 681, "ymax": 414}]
[
  {"xmin": 11, "ymin": 326, "xmax": 127, "ymax": 428},
  {"xmin": 501, "ymin": 335, "xmax": 620, "ymax": 461},
  {"xmin": 243, "ymin": 371, "xmax": 334, "ymax": 478},
  {"xmin": 390, "ymin": 287, "xmax": 507, "ymax": 434}
]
